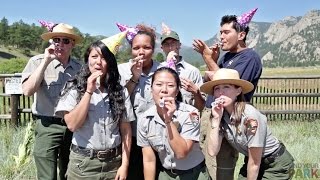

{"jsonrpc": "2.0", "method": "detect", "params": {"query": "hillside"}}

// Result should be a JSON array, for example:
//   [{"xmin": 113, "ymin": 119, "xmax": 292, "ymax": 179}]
[{"xmin": 1, "ymin": 9, "xmax": 320, "ymax": 67}]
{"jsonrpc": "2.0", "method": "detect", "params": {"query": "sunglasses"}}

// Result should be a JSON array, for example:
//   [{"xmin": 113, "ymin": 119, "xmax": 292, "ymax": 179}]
[{"xmin": 52, "ymin": 38, "xmax": 72, "ymax": 45}]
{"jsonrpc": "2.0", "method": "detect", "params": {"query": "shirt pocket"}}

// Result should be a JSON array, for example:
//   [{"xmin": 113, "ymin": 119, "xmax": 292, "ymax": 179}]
[
  {"xmin": 45, "ymin": 79, "xmax": 63, "ymax": 98},
  {"xmin": 148, "ymin": 135, "xmax": 164, "ymax": 152}
]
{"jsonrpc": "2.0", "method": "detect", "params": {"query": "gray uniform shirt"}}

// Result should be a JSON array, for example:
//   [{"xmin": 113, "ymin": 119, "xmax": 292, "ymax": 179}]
[
  {"xmin": 21, "ymin": 54, "xmax": 82, "ymax": 117},
  {"xmin": 161, "ymin": 58, "xmax": 205, "ymax": 106},
  {"xmin": 118, "ymin": 61, "xmax": 160, "ymax": 136},
  {"xmin": 55, "ymin": 88, "xmax": 134, "ymax": 150},
  {"xmin": 221, "ymin": 104, "xmax": 279, "ymax": 157},
  {"xmin": 137, "ymin": 102, "xmax": 205, "ymax": 170}
]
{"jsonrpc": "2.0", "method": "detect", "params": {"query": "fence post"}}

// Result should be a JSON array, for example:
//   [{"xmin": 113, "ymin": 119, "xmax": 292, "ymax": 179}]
[{"xmin": 10, "ymin": 94, "xmax": 19, "ymax": 126}]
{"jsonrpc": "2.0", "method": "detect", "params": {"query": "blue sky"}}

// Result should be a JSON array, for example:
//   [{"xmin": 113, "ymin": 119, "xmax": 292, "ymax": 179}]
[{"xmin": 1, "ymin": 1, "xmax": 318, "ymax": 46}]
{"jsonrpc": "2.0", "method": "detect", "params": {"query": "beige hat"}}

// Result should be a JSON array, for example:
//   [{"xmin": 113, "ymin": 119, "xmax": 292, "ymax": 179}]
[
  {"xmin": 41, "ymin": 23, "xmax": 82, "ymax": 44},
  {"xmin": 200, "ymin": 68, "xmax": 254, "ymax": 95}
]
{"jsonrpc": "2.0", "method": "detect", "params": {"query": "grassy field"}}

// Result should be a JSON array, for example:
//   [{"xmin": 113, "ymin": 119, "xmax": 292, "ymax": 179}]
[{"xmin": 1, "ymin": 119, "xmax": 319, "ymax": 179}]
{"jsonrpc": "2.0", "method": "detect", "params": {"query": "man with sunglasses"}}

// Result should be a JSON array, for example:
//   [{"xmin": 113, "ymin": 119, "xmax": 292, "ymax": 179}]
[{"xmin": 21, "ymin": 23, "xmax": 83, "ymax": 180}]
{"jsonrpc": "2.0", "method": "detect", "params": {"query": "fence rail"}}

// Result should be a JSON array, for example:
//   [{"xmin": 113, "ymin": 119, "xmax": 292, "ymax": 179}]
[{"xmin": 1, "ymin": 74, "xmax": 320, "ymax": 126}]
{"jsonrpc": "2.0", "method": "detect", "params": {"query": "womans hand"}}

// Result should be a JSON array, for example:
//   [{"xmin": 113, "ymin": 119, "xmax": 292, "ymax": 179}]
[
  {"xmin": 130, "ymin": 55, "xmax": 143, "ymax": 80},
  {"xmin": 160, "ymin": 97, "xmax": 177, "ymax": 123},
  {"xmin": 86, "ymin": 71, "xmax": 103, "ymax": 93},
  {"xmin": 211, "ymin": 97, "xmax": 224, "ymax": 122}
]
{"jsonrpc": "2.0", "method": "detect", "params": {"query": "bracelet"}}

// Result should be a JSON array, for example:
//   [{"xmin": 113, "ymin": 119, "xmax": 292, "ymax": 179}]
[
  {"xmin": 86, "ymin": 91, "xmax": 93, "ymax": 95},
  {"xmin": 130, "ymin": 78, "xmax": 139, "ymax": 84}
]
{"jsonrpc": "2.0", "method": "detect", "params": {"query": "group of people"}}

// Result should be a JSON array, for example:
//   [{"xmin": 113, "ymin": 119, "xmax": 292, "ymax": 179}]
[{"xmin": 22, "ymin": 8, "xmax": 294, "ymax": 180}]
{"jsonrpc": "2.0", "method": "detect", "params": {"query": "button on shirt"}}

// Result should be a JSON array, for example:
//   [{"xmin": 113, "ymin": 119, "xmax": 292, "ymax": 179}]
[
  {"xmin": 221, "ymin": 104, "xmax": 279, "ymax": 157},
  {"xmin": 55, "ymin": 88, "xmax": 134, "ymax": 150},
  {"xmin": 137, "ymin": 102, "xmax": 205, "ymax": 170},
  {"xmin": 21, "ymin": 54, "xmax": 82, "ymax": 117},
  {"xmin": 118, "ymin": 60, "xmax": 161, "ymax": 136},
  {"xmin": 161, "ymin": 58, "xmax": 205, "ymax": 106}
]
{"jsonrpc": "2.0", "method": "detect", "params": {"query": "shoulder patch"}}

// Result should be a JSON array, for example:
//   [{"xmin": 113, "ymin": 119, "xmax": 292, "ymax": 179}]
[
  {"xmin": 244, "ymin": 118, "xmax": 258, "ymax": 135},
  {"xmin": 189, "ymin": 111, "xmax": 200, "ymax": 126}
]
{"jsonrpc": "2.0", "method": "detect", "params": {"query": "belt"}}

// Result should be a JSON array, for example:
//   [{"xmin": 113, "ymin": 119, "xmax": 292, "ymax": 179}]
[
  {"xmin": 263, "ymin": 142, "xmax": 286, "ymax": 164},
  {"xmin": 32, "ymin": 114, "xmax": 66, "ymax": 126},
  {"xmin": 164, "ymin": 160, "xmax": 206, "ymax": 175},
  {"xmin": 71, "ymin": 144, "xmax": 121, "ymax": 161}
]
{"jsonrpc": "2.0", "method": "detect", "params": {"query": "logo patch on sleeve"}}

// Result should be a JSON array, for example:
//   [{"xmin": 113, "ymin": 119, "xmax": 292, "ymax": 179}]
[
  {"xmin": 189, "ymin": 112, "xmax": 200, "ymax": 126},
  {"xmin": 244, "ymin": 118, "xmax": 258, "ymax": 135}
]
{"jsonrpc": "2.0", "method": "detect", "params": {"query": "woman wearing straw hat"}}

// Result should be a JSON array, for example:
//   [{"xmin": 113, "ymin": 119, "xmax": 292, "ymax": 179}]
[
  {"xmin": 200, "ymin": 68, "xmax": 294, "ymax": 180},
  {"xmin": 22, "ymin": 22, "xmax": 83, "ymax": 180}
]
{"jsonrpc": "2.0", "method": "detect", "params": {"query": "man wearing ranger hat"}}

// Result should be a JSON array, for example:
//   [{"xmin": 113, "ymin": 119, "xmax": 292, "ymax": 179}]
[{"xmin": 22, "ymin": 22, "xmax": 83, "ymax": 180}]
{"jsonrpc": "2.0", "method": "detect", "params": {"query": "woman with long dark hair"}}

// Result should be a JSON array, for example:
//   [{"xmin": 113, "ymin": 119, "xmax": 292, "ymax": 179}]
[{"xmin": 55, "ymin": 40, "xmax": 133, "ymax": 180}]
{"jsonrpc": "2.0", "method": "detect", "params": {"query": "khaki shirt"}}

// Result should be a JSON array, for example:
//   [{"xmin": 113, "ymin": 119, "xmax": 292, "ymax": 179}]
[
  {"xmin": 118, "ymin": 61, "xmax": 160, "ymax": 136},
  {"xmin": 137, "ymin": 102, "xmax": 205, "ymax": 170},
  {"xmin": 221, "ymin": 104, "xmax": 279, "ymax": 157},
  {"xmin": 161, "ymin": 58, "xmax": 206, "ymax": 106},
  {"xmin": 55, "ymin": 87, "xmax": 134, "ymax": 150},
  {"xmin": 21, "ymin": 54, "xmax": 82, "ymax": 117}
]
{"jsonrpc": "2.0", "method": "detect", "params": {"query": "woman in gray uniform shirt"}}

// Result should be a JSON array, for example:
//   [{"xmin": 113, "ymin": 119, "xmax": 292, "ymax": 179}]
[
  {"xmin": 55, "ymin": 40, "xmax": 132, "ymax": 180},
  {"xmin": 200, "ymin": 68, "xmax": 294, "ymax": 180},
  {"xmin": 137, "ymin": 67, "xmax": 210, "ymax": 180}
]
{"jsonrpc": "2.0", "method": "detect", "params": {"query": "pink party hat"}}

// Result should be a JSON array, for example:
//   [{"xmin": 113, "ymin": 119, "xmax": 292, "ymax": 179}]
[
  {"xmin": 38, "ymin": 20, "xmax": 56, "ymax": 32},
  {"xmin": 162, "ymin": 22, "xmax": 171, "ymax": 35},
  {"xmin": 116, "ymin": 22, "xmax": 138, "ymax": 42},
  {"xmin": 237, "ymin": 8, "xmax": 258, "ymax": 28},
  {"xmin": 166, "ymin": 51, "xmax": 177, "ymax": 71}
]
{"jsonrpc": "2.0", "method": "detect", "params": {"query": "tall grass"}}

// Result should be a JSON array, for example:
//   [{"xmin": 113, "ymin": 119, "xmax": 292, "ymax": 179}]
[
  {"xmin": 235, "ymin": 120, "xmax": 320, "ymax": 179},
  {"xmin": 1, "ymin": 120, "xmax": 319, "ymax": 179},
  {"xmin": 0, "ymin": 125, "xmax": 36, "ymax": 180}
]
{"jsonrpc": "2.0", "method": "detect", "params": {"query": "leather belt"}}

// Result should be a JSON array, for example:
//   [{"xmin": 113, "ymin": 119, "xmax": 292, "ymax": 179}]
[
  {"xmin": 163, "ymin": 160, "xmax": 205, "ymax": 175},
  {"xmin": 32, "ymin": 114, "xmax": 66, "ymax": 126},
  {"xmin": 263, "ymin": 142, "xmax": 286, "ymax": 164},
  {"xmin": 71, "ymin": 144, "xmax": 121, "ymax": 160}
]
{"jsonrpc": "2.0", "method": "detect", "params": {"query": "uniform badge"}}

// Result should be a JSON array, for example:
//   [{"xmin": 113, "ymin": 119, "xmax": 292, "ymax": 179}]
[
  {"xmin": 244, "ymin": 118, "xmax": 258, "ymax": 135},
  {"xmin": 189, "ymin": 112, "xmax": 200, "ymax": 126}
]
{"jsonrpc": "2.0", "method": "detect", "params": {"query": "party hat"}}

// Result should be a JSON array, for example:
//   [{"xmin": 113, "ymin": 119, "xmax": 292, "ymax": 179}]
[
  {"xmin": 237, "ymin": 8, "xmax": 258, "ymax": 28},
  {"xmin": 161, "ymin": 22, "xmax": 171, "ymax": 35},
  {"xmin": 160, "ymin": 22, "xmax": 180, "ymax": 44},
  {"xmin": 38, "ymin": 20, "xmax": 56, "ymax": 32},
  {"xmin": 116, "ymin": 22, "xmax": 138, "ymax": 42},
  {"xmin": 166, "ymin": 51, "xmax": 177, "ymax": 71},
  {"xmin": 101, "ymin": 31, "xmax": 127, "ymax": 55}
]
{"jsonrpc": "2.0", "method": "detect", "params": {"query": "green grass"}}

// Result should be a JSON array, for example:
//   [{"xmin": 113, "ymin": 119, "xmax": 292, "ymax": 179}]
[
  {"xmin": 234, "ymin": 120, "xmax": 320, "ymax": 179},
  {"xmin": 1, "ymin": 120, "xmax": 319, "ymax": 179},
  {"xmin": 0, "ymin": 125, "xmax": 36, "ymax": 180}
]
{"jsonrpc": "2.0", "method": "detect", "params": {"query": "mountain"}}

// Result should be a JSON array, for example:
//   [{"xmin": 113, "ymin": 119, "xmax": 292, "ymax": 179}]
[{"xmin": 178, "ymin": 9, "xmax": 320, "ymax": 67}]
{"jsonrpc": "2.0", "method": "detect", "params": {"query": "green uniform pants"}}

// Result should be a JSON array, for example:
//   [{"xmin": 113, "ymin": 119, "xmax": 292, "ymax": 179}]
[
  {"xmin": 158, "ymin": 163, "xmax": 211, "ymax": 180},
  {"xmin": 238, "ymin": 149, "xmax": 294, "ymax": 180},
  {"xmin": 67, "ymin": 150, "xmax": 122, "ymax": 180},
  {"xmin": 33, "ymin": 117, "xmax": 72, "ymax": 180}
]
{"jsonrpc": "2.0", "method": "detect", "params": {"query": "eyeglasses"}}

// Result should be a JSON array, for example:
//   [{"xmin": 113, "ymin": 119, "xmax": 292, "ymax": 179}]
[
  {"xmin": 162, "ymin": 42, "xmax": 179, "ymax": 48},
  {"xmin": 52, "ymin": 38, "xmax": 72, "ymax": 45}
]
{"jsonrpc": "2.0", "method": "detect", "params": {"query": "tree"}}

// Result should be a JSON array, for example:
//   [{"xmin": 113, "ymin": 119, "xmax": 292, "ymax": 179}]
[
  {"xmin": 154, "ymin": 52, "xmax": 164, "ymax": 62},
  {"xmin": 0, "ymin": 17, "xmax": 9, "ymax": 45}
]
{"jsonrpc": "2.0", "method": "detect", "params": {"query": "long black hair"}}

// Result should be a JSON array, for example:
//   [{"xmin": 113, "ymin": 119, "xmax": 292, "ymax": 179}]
[
  {"xmin": 151, "ymin": 67, "xmax": 183, "ymax": 102},
  {"xmin": 61, "ymin": 40, "xmax": 125, "ymax": 121}
]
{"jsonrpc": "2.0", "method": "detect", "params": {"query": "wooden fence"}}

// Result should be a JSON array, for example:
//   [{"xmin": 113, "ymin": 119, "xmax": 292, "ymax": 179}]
[{"xmin": 1, "ymin": 74, "xmax": 320, "ymax": 126}]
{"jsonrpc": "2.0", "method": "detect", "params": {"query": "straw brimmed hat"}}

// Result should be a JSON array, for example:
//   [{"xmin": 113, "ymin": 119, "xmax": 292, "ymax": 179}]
[
  {"xmin": 41, "ymin": 23, "xmax": 82, "ymax": 44},
  {"xmin": 200, "ymin": 68, "xmax": 254, "ymax": 95}
]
